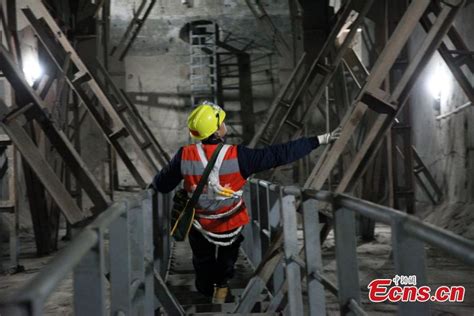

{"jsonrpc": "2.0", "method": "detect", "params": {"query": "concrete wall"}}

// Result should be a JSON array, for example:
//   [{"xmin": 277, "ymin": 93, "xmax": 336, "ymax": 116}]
[
  {"xmin": 110, "ymin": 0, "xmax": 292, "ymax": 185},
  {"xmin": 409, "ymin": 4, "xmax": 474, "ymax": 238}
]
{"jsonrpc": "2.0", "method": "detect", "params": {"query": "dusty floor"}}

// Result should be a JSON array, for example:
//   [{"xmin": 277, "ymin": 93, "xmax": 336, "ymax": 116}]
[
  {"xmin": 321, "ymin": 225, "xmax": 474, "ymax": 315},
  {"xmin": 1, "ymin": 224, "xmax": 473, "ymax": 315}
]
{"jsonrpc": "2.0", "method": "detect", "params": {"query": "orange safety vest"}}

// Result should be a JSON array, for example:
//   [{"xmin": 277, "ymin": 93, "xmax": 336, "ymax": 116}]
[{"xmin": 181, "ymin": 143, "xmax": 249, "ymax": 233}]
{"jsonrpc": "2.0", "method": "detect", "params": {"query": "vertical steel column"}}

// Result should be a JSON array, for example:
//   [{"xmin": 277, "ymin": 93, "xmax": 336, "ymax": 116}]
[
  {"xmin": 129, "ymin": 205, "xmax": 145, "ymax": 314},
  {"xmin": 109, "ymin": 203, "xmax": 131, "ymax": 315},
  {"xmin": 142, "ymin": 194, "xmax": 155, "ymax": 314},
  {"xmin": 73, "ymin": 230, "xmax": 106, "ymax": 316},
  {"xmin": 391, "ymin": 221, "xmax": 429, "ymax": 316},
  {"xmin": 334, "ymin": 207, "xmax": 360, "ymax": 315},
  {"xmin": 280, "ymin": 194, "xmax": 304, "ymax": 316},
  {"xmin": 302, "ymin": 199, "xmax": 326, "ymax": 316}
]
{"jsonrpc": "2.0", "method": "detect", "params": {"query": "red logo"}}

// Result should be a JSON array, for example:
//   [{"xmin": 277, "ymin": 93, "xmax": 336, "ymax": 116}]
[{"xmin": 368, "ymin": 276, "xmax": 465, "ymax": 303}]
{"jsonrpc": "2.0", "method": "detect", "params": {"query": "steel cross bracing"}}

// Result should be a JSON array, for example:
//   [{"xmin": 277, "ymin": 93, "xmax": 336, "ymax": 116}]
[
  {"xmin": 236, "ymin": 1, "xmax": 466, "ymax": 312},
  {"xmin": 420, "ymin": 1, "xmax": 474, "ymax": 105},
  {"xmin": 249, "ymin": 0, "xmax": 375, "ymax": 148},
  {"xmin": 412, "ymin": 146, "xmax": 443, "ymax": 204},
  {"xmin": 344, "ymin": 37, "xmax": 443, "ymax": 207},
  {"xmin": 21, "ymin": 4, "xmax": 169, "ymax": 188},
  {"xmin": 0, "ymin": 46, "xmax": 110, "ymax": 224},
  {"xmin": 304, "ymin": 0, "xmax": 465, "ymax": 196},
  {"xmin": 93, "ymin": 59, "xmax": 170, "ymax": 167},
  {"xmin": 244, "ymin": 0, "xmax": 292, "ymax": 60},
  {"xmin": 110, "ymin": 0, "xmax": 157, "ymax": 61}
]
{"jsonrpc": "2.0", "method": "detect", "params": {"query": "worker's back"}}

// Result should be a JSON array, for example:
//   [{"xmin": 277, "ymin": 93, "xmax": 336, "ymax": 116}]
[{"xmin": 181, "ymin": 143, "xmax": 249, "ymax": 233}]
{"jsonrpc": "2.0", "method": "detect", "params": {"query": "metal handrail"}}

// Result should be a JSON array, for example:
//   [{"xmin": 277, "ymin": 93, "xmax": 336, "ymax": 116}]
[
  {"xmin": 0, "ymin": 189, "xmax": 182, "ymax": 316},
  {"xmin": 247, "ymin": 178, "xmax": 474, "ymax": 265},
  {"xmin": 240, "ymin": 178, "xmax": 474, "ymax": 315}
]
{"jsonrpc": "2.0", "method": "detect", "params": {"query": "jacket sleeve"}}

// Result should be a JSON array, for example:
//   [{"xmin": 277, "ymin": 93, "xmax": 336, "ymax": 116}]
[
  {"xmin": 237, "ymin": 137, "xmax": 320, "ymax": 179},
  {"xmin": 151, "ymin": 147, "xmax": 183, "ymax": 193}
]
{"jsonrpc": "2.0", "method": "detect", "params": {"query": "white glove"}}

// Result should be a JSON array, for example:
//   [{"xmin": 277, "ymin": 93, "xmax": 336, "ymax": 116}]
[{"xmin": 317, "ymin": 127, "xmax": 342, "ymax": 145}]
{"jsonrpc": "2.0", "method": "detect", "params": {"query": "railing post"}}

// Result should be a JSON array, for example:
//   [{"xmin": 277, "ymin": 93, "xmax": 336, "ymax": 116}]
[
  {"xmin": 73, "ymin": 228, "xmax": 106, "ymax": 316},
  {"xmin": 242, "ymin": 182, "xmax": 256, "ymax": 265},
  {"xmin": 154, "ymin": 192, "xmax": 169, "ymax": 278},
  {"xmin": 280, "ymin": 193, "xmax": 304, "ymax": 316},
  {"xmin": 129, "ymin": 204, "xmax": 146, "ymax": 314},
  {"xmin": 302, "ymin": 198, "xmax": 326, "ymax": 316},
  {"xmin": 334, "ymin": 207, "xmax": 360, "ymax": 315},
  {"xmin": 392, "ymin": 220, "xmax": 429, "ymax": 316},
  {"xmin": 142, "ymin": 193, "xmax": 155, "ymax": 314},
  {"xmin": 110, "ymin": 203, "xmax": 131, "ymax": 315},
  {"xmin": 268, "ymin": 189, "xmax": 284, "ymax": 294}
]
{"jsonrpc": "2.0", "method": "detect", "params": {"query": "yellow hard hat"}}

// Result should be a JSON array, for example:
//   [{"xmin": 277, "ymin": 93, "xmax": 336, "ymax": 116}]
[{"xmin": 187, "ymin": 102, "xmax": 226, "ymax": 140}]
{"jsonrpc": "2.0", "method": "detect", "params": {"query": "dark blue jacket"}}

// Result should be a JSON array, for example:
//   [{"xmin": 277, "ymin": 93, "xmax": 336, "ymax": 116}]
[{"xmin": 152, "ymin": 137, "xmax": 320, "ymax": 193}]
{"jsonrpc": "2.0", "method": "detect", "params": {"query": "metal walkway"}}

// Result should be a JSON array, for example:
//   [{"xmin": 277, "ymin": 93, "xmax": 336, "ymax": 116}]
[
  {"xmin": 0, "ymin": 182, "xmax": 473, "ymax": 315},
  {"xmin": 166, "ymin": 241, "xmax": 265, "ymax": 314}
]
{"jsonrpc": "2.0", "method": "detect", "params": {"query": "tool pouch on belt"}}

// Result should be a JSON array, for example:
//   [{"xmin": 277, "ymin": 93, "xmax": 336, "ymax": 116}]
[{"xmin": 170, "ymin": 143, "xmax": 224, "ymax": 241}]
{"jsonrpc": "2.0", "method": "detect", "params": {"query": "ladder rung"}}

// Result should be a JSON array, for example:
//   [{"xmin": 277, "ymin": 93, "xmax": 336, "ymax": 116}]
[
  {"xmin": 284, "ymin": 120, "xmax": 301, "ymax": 129},
  {"xmin": 279, "ymin": 100, "xmax": 292, "ymax": 108},
  {"xmin": 315, "ymin": 63, "xmax": 333, "ymax": 75},
  {"xmin": 361, "ymin": 92, "xmax": 397, "ymax": 115},
  {"xmin": 414, "ymin": 167, "xmax": 425, "ymax": 174},
  {"xmin": 108, "ymin": 127, "xmax": 128, "ymax": 140},
  {"xmin": 117, "ymin": 105, "xmax": 128, "ymax": 113},
  {"xmin": 141, "ymin": 142, "xmax": 152, "ymax": 150},
  {"xmin": 2, "ymin": 103, "xmax": 35, "ymax": 123},
  {"xmin": 72, "ymin": 72, "xmax": 91, "ymax": 85},
  {"xmin": 452, "ymin": 54, "xmax": 469, "ymax": 66}
]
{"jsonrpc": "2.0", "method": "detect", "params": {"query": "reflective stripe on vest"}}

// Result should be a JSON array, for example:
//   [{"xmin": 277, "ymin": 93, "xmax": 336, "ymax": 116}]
[{"xmin": 180, "ymin": 143, "xmax": 249, "ymax": 233}]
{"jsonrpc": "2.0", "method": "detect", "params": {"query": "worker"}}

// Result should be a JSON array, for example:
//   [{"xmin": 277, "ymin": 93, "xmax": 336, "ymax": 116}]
[{"xmin": 151, "ymin": 101, "xmax": 341, "ymax": 304}]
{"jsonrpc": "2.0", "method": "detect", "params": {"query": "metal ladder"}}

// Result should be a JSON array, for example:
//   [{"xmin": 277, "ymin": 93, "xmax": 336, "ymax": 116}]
[
  {"xmin": 412, "ymin": 146, "xmax": 443, "ymax": 204},
  {"xmin": 304, "ymin": 0, "xmax": 464, "ymax": 198},
  {"xmin": 249, "ymin": 0, "xmax": 375, "ymax": 148},
  {"xmin": 189, "ymin": 21, "xmax": 219, "ymax": 106},
  {"xmin": 110, "ymin": 0, "xmax": 157, "ymax": 61},
  {"xmin": 420, "ymin": 1, "xmax": 474, "ymax": 105},
  {"xmin": 0, "ymin": 46, "xmax": 110, "ymax": 224},
  {"xmin": 22, "ymin": 5, "xmax": 169, "ymax": 188}
]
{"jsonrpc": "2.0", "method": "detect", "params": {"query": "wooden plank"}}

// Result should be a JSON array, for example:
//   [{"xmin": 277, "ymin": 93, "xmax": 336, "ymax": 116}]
[
  {"xmin": 304, "ymin": 0, "xmax": 432, "ymax": 190},
  {"xmin": 21, "ymin": 6, "xmax": 156, "ymax": 185},
  {"xmin": 0, "ymin": 100, "xmax": 86, "ymax": 224},
  {"xmin": 0, "ymin": 45, "xmax": 110, "ymax": 212},
  {"xmin": 333, "ymin": 2, "xmax": 462, "ymax": 195}
]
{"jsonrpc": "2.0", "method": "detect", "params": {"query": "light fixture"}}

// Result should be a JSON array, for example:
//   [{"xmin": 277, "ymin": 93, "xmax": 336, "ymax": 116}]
[
  {"xmin": 22, "ymin": 55, "xmax": 43, "ymax": 85},
  {"xmin": 426, "ymin": 62, "xmax": 451, "ymax": 101}
]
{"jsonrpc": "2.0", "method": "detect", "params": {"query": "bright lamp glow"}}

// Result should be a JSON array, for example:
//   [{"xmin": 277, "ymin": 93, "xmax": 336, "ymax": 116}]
[
  {"xmin": 22, "ymin": 56, "xmax": 43, "ymax": 85},
  {"xmin": 426, "ymin": 63, "xmax": 451, "ymax": 100}
]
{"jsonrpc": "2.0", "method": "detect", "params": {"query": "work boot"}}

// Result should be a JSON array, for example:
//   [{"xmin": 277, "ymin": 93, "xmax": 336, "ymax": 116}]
[{"xmin": 212, "ymin": 285, "xmax": 229, "ymax": 304}]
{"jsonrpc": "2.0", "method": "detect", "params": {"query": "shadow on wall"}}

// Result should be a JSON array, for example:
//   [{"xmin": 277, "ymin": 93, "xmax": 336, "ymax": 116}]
[
  {"xmin": 127, "ymin": 91, "xmax": 273, "ymax": 115},
  {"xmin": 127, "ymin": 92, "xmax": 192, "ymax": 109}
]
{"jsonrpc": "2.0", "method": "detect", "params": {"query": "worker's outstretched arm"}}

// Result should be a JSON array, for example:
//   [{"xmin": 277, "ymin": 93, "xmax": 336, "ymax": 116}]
[
  {"xmin": 151, "ymin": 148, "xmax": 183, "ymax": 193},
  {"xmin": 237, "ymin": 137, "xmax": 320, "ymax": 179}
]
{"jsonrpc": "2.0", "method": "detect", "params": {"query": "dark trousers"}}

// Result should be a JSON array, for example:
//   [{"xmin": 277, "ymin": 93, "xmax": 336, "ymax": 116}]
[{"xmin": 188, "ymin": 227, "xmax": 244, "ymax": 297}]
